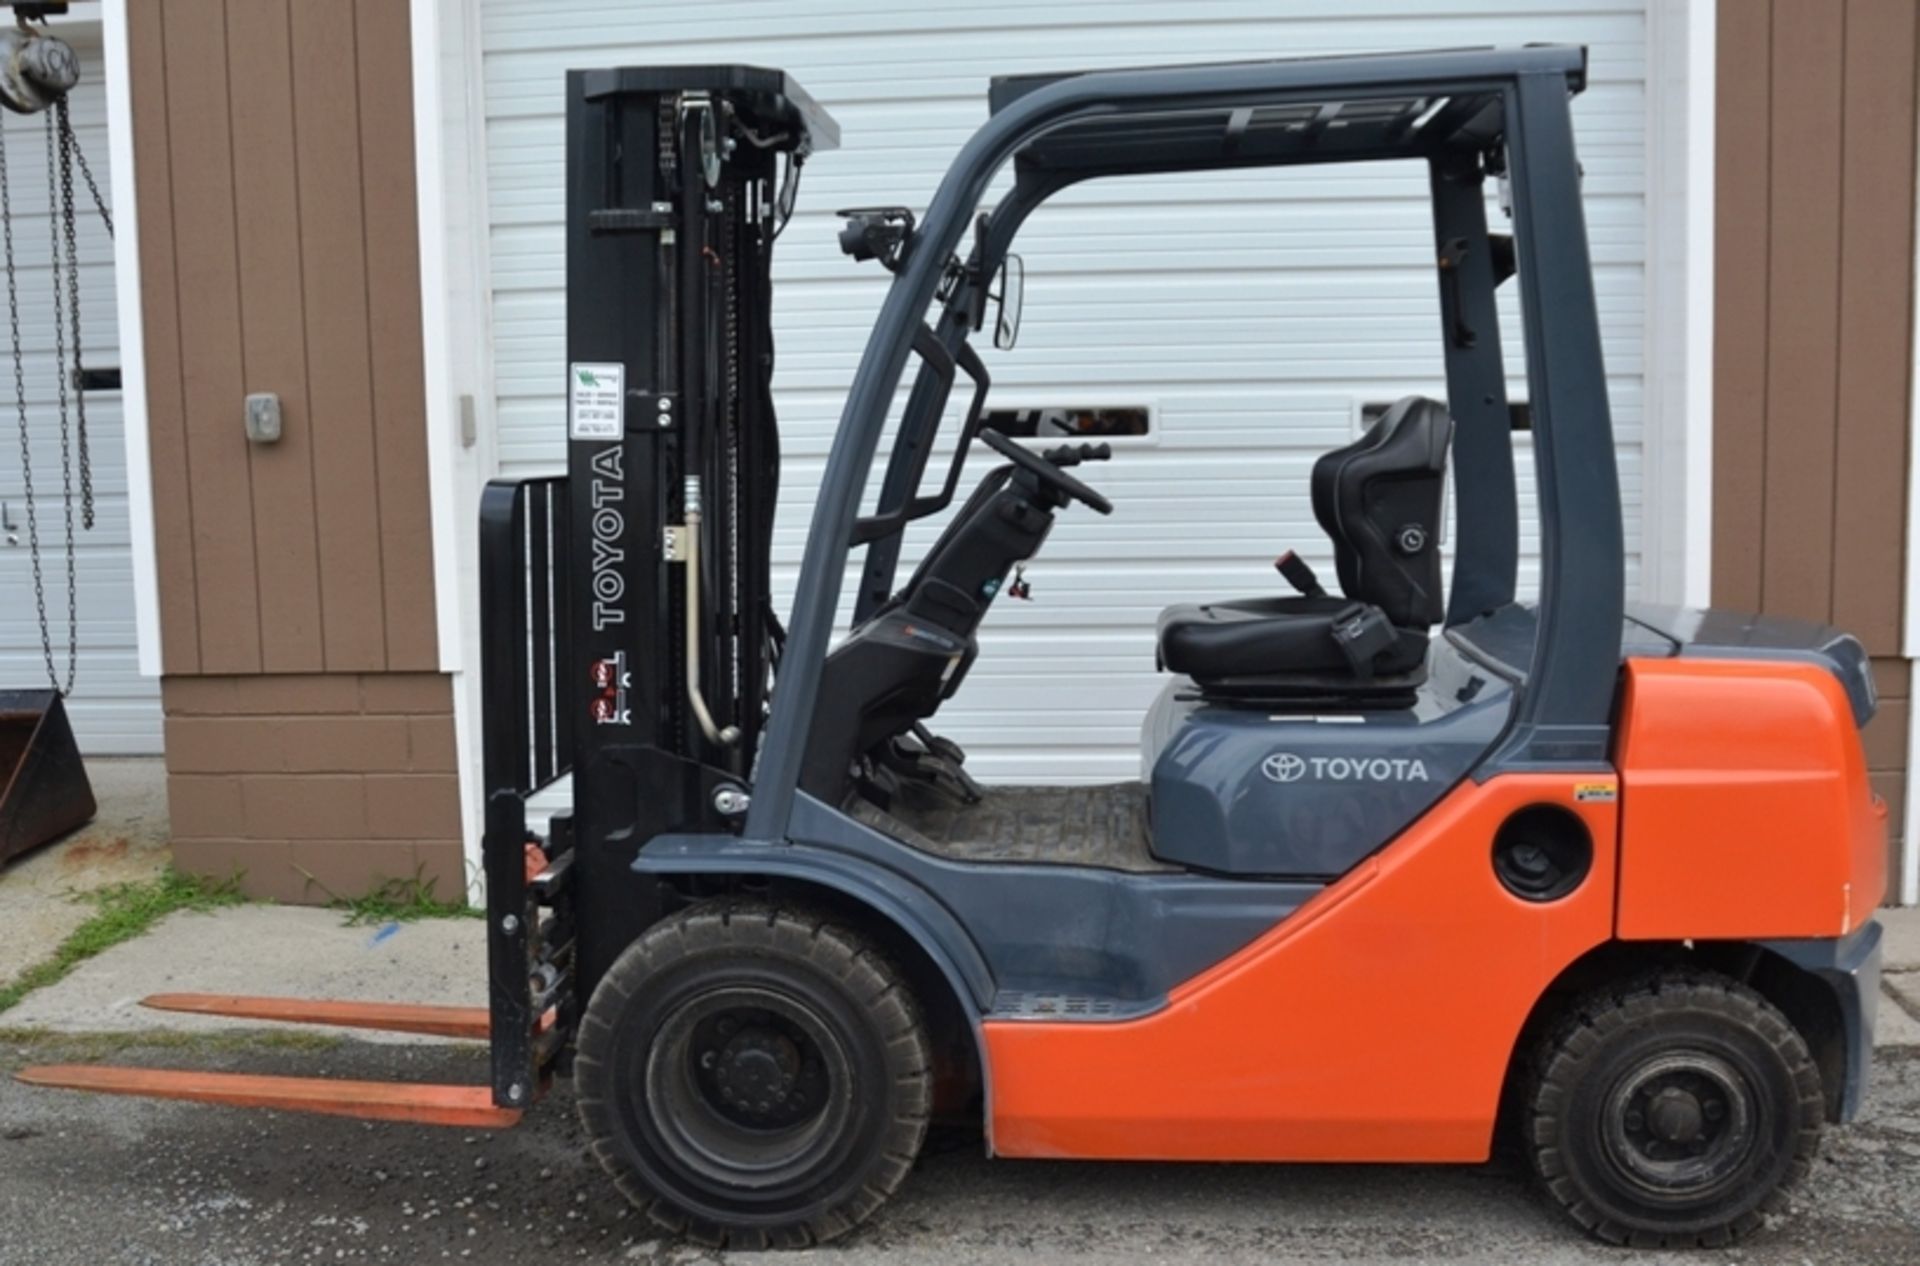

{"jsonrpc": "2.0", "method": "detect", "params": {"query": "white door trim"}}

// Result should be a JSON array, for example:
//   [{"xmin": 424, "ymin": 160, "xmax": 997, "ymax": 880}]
[
  {"xmin": 1903, "ymin": 47, "xmax": 1920, "ymax": 906},
  {"xmin": 1640, "ymin": 0, "xmax": 1715, "ymax": 609},
  {"xmin": 411, "ymin": 0, "xmax": 499, "ymax": 895},
  {"xmin": 99, "ymin": 0, "xmax": 162, "ymax": 677}
]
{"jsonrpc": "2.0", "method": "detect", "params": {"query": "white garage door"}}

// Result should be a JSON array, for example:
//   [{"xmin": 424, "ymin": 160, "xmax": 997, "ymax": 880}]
[
  {"xmin": 478, "ymin": 1, "xmax": 1647, "ymax": 782},
  {"xmin": 0, "ymin": 27, "xmax": 157, "ymax": 754}
]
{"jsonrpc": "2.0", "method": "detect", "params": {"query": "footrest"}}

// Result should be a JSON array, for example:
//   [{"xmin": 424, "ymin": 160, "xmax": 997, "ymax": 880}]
[
  {"xmin": 140, "ymin": 993, "xmax": 494, "ymax": 1040},
  {"xmin": 14, "ymin": 1065, "xmax": 521, "ymax": 1128}
]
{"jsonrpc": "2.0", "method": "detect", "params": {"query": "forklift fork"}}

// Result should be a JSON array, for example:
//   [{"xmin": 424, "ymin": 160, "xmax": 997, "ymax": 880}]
[
  {"xmin": 12, "ymin": 992, "xmax": 537, "ymax": 1128},
  {"xmin": 15, "ymin": 479, "xmax": 579, "ymax": 1128},
  {"xmin": 15, "ymin": 1064, "xmax": 520, "ymax": 1129}
]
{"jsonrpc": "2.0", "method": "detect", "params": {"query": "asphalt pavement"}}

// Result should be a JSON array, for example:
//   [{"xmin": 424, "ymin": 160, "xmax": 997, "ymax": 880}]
[
  {"xmin": 0, "ymin": 1034, "xmax": 1915, "ymax": 1266},
  {"xmin": 2, "ymin": 904, "xmax": 1917, "ymax": 1263}
]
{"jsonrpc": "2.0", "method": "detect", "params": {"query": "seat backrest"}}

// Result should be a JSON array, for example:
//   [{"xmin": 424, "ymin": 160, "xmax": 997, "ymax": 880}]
[{"xmin": 1309, "ymin": 396, "xmax": 1453, "ymax": 628}]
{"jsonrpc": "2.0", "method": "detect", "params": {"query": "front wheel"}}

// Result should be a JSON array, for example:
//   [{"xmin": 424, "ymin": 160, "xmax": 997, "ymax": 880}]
[
  {"xmin": 575, "ymin": 900, "xmax": 932, "ymax": 1249},
  {"xmin": 1525, "ymin": 969, "xmax": 1823, "ymax": 1247}
]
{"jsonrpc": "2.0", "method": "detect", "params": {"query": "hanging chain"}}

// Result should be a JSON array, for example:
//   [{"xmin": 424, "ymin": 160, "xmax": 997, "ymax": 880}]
[
  {"xmin": 41, "ymin": 109, "xmax": 77, "ymax": 694},
  {"xmin": 57, "ymin": 99, "xmax": 108, "ymax": 237},
  {"xmin": 55, "ymin": 98, "xmax": 89, "ymax": 527},
  {"xmin": 2, "ymin": 116, "xmax": 75, "ymax": 695}
]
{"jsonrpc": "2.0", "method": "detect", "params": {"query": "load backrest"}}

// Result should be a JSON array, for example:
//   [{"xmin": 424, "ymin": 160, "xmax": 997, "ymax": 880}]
[{"xmin": 1308, "ymin": 395, "xmax": 1453, "ymax": 629}]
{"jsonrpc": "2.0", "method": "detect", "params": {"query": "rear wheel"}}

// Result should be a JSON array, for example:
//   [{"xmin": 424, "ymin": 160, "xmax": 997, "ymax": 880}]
[
  {"xmin": 1525, "ymin": 970, "xmax": 1822, "ymax": 1247},
  {"xmin": 575, "ymin": 900, "xmax": 932, "ymax": 1248}
]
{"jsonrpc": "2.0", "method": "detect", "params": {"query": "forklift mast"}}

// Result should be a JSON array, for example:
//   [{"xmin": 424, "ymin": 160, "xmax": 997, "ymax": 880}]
[{"xmin": 477, "ymin": 68, "xmax": 836, "ymax": 1110}]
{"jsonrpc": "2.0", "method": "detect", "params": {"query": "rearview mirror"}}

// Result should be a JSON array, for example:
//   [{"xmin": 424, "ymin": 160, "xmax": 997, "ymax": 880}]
[{"xmin": 992, "ymin": 255, "xmax": 1024, "ymax": 350}]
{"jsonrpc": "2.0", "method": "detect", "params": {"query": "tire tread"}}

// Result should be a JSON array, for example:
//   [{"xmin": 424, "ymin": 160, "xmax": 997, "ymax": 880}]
[
  {"xmin": 575, "ymin": 898, "xmax": 933, "ymax": 1248},
  {"xmin": 1524, "ymin": 968, "xmax": 1822, "ymax": 1249}
]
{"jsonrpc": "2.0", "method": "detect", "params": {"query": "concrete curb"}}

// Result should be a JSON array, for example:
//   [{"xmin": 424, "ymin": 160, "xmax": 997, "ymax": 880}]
[
  {"xmin": 1883, "ymin": 905, "xmax": 1920, "ymax": 974},
  {"xmin": 2, "ymin": 904, "xmax": 485, "ymax": 1045}
]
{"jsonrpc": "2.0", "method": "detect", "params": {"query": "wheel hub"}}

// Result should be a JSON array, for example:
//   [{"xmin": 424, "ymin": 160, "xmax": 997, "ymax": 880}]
[
  {"xmin": 640, "ymin": 985, "xmax": 849, "ymax": 1198},
  {"xmin": 1646, "ymin": 1086, "xmax": 1705, "ymax": 1144},
  {"xmin": 714, "ymin": 1028, "xmax": 802, "ymax": 1116},
  {"xmin": 1604, "ymin": 1050, "xmax": 1756, "ymax": 1197}
]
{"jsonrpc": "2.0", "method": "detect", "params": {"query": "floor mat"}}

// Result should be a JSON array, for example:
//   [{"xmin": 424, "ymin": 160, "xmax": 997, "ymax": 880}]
[{"xmin": 851, "ymin": 782, "xmax": 1169, "ymax": 872}]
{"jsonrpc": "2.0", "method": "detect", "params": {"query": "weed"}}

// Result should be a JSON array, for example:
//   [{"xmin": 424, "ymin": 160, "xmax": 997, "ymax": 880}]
[
  {"xmin": 296, "ymin": 864, "xmax": 480, "ymax": 925},
  {"xmin": 0, "ymin": 870, "xmax": 245, "ymax": 1015}
]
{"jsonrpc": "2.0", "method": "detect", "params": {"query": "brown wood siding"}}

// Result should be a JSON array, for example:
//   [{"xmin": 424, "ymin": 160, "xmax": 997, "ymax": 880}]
[
  {"xmin": 134, "ymin": 2, "xmax": 454, "ymax": 901},
  {"xmin": 1715, "ymin": 0, "xmax": 1918, "ymax": 643},
  {"xmin": 1714, "ymin": 0, "xmax": 1920, "ymax": 888},
  {"xmin": 129, "ymin": 0, "xmax": 439, "ymax": 674}
]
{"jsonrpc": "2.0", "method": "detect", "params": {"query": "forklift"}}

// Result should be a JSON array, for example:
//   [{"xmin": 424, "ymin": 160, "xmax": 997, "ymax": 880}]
[{"xmin": 20, "ymin": 47, "xmax": 1887, "ymax": 1251}]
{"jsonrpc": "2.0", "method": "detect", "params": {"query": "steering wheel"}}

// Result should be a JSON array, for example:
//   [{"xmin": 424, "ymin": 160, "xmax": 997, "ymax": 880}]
[{"xmin": 980, "ymin": 429, "xmax": 1113, "ymax": 515}]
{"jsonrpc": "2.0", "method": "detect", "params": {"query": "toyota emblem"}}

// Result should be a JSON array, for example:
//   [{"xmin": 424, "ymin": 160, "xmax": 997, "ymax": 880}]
[{"xmin": 1262, "ymin": 752, "xmax": 1307, "ymax": 783}]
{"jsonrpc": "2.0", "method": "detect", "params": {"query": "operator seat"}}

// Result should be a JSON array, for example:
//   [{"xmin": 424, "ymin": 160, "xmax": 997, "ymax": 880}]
[{"xmin": 1156, "ymin": 395, "xmax": 1452, "ymax": 699}]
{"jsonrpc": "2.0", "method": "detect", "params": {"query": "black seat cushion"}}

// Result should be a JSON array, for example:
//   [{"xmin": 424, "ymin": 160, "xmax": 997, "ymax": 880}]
[
  {"xmin": 1153, "ymin": 397, "xmax": 1451, "ymax": 690},
  {"xmin": 1157, "ymin": 596, "xmax": 1428, "ymax": 680}
]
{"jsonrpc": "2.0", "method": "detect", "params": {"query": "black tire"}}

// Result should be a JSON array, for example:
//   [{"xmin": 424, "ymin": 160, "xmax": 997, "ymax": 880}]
[
  {"xmin": 575, "ymin": 899, "xmax": 932, "ymax": 1249},
  {"xmin": 1525, "ymin": 969, "xmax": 1823, "ymax": 1248}
]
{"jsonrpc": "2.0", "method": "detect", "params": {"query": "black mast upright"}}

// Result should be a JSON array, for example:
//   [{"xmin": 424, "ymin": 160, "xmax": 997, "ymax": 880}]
[{"xmin": 558, "ymin": 67, "xmax": 833, "ymax": 1000}]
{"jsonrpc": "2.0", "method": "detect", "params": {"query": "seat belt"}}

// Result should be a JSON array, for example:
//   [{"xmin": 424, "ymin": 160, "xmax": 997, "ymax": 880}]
[
  {"xmin": 1274, "ymin": 550, "xmax": 1327, "ymax": 598},
  {"xmin": 1328, "ymin": 603, "xmax": 1396, "ymax": 680}
]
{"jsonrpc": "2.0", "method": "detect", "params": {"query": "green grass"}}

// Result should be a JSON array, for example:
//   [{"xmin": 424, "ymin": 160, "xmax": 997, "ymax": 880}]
[
  {"xmin": 297, "ymin": 865, "xmax": 481, "ymax": 925},
  {"xmin": 0, "ymin": 1025, "xmax": 342, "ymax": 1060},
  {"xmin": 0, "ymin": 869, "xmax": 245, "ymax": 1015}
]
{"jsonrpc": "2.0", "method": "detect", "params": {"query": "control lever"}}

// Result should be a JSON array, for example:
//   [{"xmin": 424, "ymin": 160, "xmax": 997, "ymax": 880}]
[{"xmin": 1041, "ymin": 441, "xmax": 1112, "ymax": 467}]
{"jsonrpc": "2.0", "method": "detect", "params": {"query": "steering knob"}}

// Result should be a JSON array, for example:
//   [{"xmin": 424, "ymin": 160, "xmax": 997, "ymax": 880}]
[
  {"xmin": 1041, "ymin": 442, "xmax": 1113, "ymax": 467},
  {"xmin": 981, "ymin": 429, "xmax": 1113, "ymax": 515}
]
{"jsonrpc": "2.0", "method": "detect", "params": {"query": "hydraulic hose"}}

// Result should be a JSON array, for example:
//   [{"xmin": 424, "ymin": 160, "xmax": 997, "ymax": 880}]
[{"xmin": 682, "ymin": 476, "xmax": 739, "ymax": 749}]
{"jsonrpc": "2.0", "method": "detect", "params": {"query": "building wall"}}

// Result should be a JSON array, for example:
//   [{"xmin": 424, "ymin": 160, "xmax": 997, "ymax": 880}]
[
  {"xmin": 163, "ymin": 674, "xmax": 461, "ymax": 902},
  {"xmin": 128, "ymin": 0, "xmax": 460, "ymax": 900},
  {"xmin": 1713, "ymin": 0, "xmax": 1919, "ymax": 890}
]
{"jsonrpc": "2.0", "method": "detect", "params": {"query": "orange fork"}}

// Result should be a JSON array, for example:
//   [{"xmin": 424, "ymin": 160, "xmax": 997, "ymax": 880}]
[
  {"xmin": 139, "ymin": 993, "xmax": 495, "ymax": 1040},
  {"xmin": 12, "ymin": 992, "xmax": 550, "ymax": 1128},
  {"xmin": 14, "ymin": 1064, "xmax": 521, "ymax": 1128}
]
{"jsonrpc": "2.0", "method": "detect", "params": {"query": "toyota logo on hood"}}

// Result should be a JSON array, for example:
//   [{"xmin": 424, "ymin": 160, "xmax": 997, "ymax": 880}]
[{"xmin": 1262, "ymin": 753, "xmax": 1307, "ymax": 783}]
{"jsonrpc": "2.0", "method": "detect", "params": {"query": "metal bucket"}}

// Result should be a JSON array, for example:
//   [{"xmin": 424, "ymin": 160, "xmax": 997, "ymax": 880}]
[{"xmin": 0, "ymin": 689, "xmax": 96, "ymax": 866}]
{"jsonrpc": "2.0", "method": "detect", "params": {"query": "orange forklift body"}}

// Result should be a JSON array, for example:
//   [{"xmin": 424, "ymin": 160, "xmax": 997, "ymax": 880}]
[{"xmin": 984, "ymin": 657, "xmax": 1883, "ymax": 1162}]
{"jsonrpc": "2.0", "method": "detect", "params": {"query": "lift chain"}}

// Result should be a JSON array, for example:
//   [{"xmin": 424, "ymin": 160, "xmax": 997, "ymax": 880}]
[{"xmin": 722, "ymin": 183, "xmax": 742, "ymax": 704}]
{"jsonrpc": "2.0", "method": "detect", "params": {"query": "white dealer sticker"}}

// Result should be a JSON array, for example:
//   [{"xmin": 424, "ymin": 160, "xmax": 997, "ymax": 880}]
[{"xmin": 569, "ymin": 362, "xmax": 625, "ymax": 440}]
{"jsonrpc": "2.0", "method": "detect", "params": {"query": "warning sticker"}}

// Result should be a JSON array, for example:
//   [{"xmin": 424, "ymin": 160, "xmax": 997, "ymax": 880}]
[
  {"xmin": 589, "ymin": 652, "xmax": 631, "ymax": 726},
  {"xmin": 569, "ymin": 362, "xmax": 625, "ymax": 440},
  {"xmin": 1573, "ymin": 781, "xmax": 1618, "ymax": 803}
]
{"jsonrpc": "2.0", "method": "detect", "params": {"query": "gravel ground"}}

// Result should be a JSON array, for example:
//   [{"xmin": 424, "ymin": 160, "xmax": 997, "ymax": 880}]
[{"xmin": 0, "ymin": 1036, "xmax": 1915, "ymax": 1266}]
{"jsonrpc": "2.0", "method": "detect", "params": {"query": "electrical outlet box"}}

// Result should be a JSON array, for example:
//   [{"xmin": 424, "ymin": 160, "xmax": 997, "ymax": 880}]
[{"xmin": 244, "ymin": 392, "xmax": 282, "ymax": 444}]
